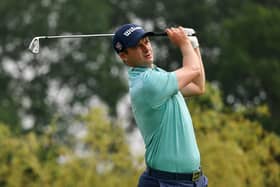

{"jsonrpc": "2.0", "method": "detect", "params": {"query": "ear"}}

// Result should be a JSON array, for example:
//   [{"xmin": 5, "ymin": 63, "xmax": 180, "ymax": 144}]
[
  {"xmin": 119, "ymin": 52, "xmax": 128, "ymax": 62},
  {"xmin": 119, "ymin": 51, "xmax": 127, "ymax": 60}
]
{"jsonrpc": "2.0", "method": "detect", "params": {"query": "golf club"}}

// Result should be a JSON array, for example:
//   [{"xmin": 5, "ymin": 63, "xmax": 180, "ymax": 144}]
[{"xmin": 28, "ymin": 28, "xmax": 196, "ymax": 54}]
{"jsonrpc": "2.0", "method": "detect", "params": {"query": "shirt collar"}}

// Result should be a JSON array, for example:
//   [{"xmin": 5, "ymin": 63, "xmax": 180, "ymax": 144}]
[{"xmin": 129, "ymin": 64, "xmax": 157, "ymax": 72}]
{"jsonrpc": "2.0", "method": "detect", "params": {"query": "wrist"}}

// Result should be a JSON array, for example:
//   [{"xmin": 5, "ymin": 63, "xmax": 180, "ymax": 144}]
[
  {"xmin": 180, "ymin": 41, "xmax": 193, "ymax": 55},
  {"xmin": 189, "ymin": 36, "xmax": 199, "ymax": 48}
]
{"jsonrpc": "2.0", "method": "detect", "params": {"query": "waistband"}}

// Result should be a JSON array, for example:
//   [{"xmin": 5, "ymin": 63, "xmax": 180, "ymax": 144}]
[{"xmin": 147, "ymin": 167, "xmax": 202, "ymax": 181}]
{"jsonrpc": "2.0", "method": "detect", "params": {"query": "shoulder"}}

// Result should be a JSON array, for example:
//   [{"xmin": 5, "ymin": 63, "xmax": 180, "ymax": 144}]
[{"xmin": 129, "ymin": 67, "xmax": 176, "ymax": 89}]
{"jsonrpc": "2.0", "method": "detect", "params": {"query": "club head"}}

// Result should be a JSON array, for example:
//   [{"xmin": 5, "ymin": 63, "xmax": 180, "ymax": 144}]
[{"xmin": 28, "ymin": 37, "xmax": 40, "ymax": 54}]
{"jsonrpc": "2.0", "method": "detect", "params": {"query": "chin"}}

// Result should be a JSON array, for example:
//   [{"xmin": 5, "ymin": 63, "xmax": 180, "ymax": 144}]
[{"xmin": 148, "ymin": 57, "xmax": 154, "ymax": 63}]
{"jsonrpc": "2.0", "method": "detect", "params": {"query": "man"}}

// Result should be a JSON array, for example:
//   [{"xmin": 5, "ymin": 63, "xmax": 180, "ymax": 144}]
[{"xmin": 112, "ymin": 23, "xmax": 208, "ymax": 187}]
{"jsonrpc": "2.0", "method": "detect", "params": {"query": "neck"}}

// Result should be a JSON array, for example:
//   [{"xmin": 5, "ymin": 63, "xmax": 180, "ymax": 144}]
[{"xmin": 132, "ymin": 63, "xmax": 154, "ymax": 68}]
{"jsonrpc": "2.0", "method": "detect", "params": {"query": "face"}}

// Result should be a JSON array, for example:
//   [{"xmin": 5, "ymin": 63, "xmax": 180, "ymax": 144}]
[{"xmin": 119, "ymin": 37, "xmax": 154, "ymax": 67}]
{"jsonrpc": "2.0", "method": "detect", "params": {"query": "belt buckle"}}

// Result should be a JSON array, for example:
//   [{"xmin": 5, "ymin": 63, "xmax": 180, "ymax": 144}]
[{"xmin": 192, "ymin": 171, "xmax": 200, "ymax": 181}]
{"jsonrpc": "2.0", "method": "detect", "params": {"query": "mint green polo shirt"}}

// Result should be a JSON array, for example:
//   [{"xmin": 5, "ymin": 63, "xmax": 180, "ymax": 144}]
[{"xmin": 128, "ymin": 66, "xmax": 200, "ymax": 173}]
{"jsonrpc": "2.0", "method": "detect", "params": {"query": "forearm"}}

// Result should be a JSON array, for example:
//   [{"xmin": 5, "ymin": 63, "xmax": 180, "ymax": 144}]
[
  {"xmin": 175, "ymin": 43, "xmax": 201, "ymax": 89},
  {"xmin": 166, "ymin": 27, "xmax": 201, "ymax": 89},
  {"xmin": 191, "ymin": 47, "xmax": 205, "ymax": 93},
  {"xmin": 179, "ymin": 47, "xmax": 205, "ymax": 97},
  {"xmin": 180, "ymin": 43, "xmax": 200, "ymax": 72}
]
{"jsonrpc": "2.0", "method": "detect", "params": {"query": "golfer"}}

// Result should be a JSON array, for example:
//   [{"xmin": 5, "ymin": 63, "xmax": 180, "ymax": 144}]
[{"xmin": 113, "ymin": 24, "xmax": 208, "ymax": 187}]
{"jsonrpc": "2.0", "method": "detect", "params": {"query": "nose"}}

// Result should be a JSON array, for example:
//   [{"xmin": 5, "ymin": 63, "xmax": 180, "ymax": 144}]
[{"xmin": 141, "ymin": 43, "xmax": 149, "ymax": 52}]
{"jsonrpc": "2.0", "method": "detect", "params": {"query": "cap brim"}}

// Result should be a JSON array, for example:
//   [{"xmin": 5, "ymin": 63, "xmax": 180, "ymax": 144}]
[
  {"xmin": 126, "ymin": 32, "xmax": 154, "ymax": 48},
  {"xmin": 144, "ymin": 32, "xmax": 154, "ymax": 36}
]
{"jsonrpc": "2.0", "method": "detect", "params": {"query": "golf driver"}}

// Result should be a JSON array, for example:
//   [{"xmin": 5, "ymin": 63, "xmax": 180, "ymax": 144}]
[{"xmin": 28, "ymin": 28, "xmax": 196, "ymax": 54}]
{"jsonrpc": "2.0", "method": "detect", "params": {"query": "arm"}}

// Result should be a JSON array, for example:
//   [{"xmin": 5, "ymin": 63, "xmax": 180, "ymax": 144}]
[
  {"xmin": 166, "ymin": 27, "xmax": 201, "ymax": 91},
  {"xmin": 180, "ymin": 47, "xmax": 206, "ymax": 97}
]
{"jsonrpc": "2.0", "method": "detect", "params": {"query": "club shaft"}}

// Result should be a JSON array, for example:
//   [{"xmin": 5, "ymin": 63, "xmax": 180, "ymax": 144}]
[
  {"xmin": 37, "ymin": 33, "xmax": 115, "ymax": 39},
  {"xmin": 28, "ymin": 29, "xmax": 195, "ymax": 54},
  {"xmin": 33, "ymin": 29, "xmax": 194, "ymax": 40},
  {"xmin": 36, "ymin": 32, "xmax": 172, "ymax": 39}
]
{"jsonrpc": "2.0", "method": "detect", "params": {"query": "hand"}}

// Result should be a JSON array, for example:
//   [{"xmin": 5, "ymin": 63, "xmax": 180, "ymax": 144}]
[{"xmin": 165, "ymin": 26, "xmax": 192, "ymax": 48}]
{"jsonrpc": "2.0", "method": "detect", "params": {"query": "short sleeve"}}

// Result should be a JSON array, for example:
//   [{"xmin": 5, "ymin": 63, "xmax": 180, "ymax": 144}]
[{"xmin": 143, "ymin": 70, "xmax": 178, "ymax": 108}]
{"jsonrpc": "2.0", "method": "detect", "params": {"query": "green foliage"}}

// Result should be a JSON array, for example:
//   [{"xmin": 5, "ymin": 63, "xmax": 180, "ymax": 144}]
[
  {"xmin": 1, "ymin": 85, "xmax": 280, "ymax": 187},
  {"xmin": 215, "ymin": 3, "xmax": 280, "ymax": 122},
  {"xmin": 0, "ymin": 0, "xmax": 127, "ymax": 131},
  {"xmin": 0, "ymin": 125, "xmax": 54, "ymax": 187},
  {"xmin": 188, "ymin": 83, "xmax": 280, "ymax": 187},
  {"xmin": 1, "ymin": 0, "xmax": 279, "ymax": 135},
  {"xmin": 1, "ymin": 0, "xmax": 280, "ymax": 186},
  {"xmin": 0, "ymin": 108, "xmax": 140, "ymax": 187}
]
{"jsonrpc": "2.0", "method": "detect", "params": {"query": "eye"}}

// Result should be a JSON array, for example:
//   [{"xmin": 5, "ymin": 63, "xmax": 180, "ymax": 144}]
[{"xmin": 144, "ymin": 37, "xmax": 150, "ymax": 43}]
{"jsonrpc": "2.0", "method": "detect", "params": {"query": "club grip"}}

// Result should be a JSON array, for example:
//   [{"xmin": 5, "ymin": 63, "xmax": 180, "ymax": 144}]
[
  {"xmin": 150, "ymin": 28, "xmax": 196, "ymax": 37},
  {"xmin": 150, "ymin": 32, "xmax": 168, "ymax": 37}
]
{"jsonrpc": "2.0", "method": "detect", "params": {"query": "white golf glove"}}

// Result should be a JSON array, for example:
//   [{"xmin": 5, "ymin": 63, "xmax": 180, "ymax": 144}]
[
  {"xmin": 189, "ymin": 36, "xmax": 199, "ymax": 48},
  {"xmin": 182, "ymin": 28, "xmax": 199, "ymax": 48}
]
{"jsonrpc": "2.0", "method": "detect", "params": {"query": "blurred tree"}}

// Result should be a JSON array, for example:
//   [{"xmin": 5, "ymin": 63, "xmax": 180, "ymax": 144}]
[
  {"xmin": 0, "ymin": 107, "xmax": 141, "ymax": 187},
  {"xmin": 213, "ymin": 3, "xmax": 280, "ymax": 132},
  {"xmin": 0, "ymin": 0, "xmax": 127, "ymax": 132},
  {"xmin": 188, "ymin": 83, "xmax": 280, "ymax": 187},
  {"xmin": 0, "ymin": 85, "xmax": 279, "ymax": 187}
]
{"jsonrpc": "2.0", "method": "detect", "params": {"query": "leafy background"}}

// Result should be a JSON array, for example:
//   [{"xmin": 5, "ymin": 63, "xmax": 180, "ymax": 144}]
[{"xmin": 0, "ymin": 0, "xmax": 279, "ymax": 186}]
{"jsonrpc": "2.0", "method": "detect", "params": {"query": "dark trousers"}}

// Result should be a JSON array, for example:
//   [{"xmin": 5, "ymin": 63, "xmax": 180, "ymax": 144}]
[{"xmin": 138, "ymin": 170, "xmax": 208, "ymax": 187}]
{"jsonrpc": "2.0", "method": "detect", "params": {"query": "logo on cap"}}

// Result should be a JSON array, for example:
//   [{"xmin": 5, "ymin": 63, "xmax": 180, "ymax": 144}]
[
  {"xmin": 115, "ymin": 42, "xmax": 123, "ymax": 51},
  {"xmin": 123, "ymin": 26, "xmax": 142, "ymax": 37}
]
